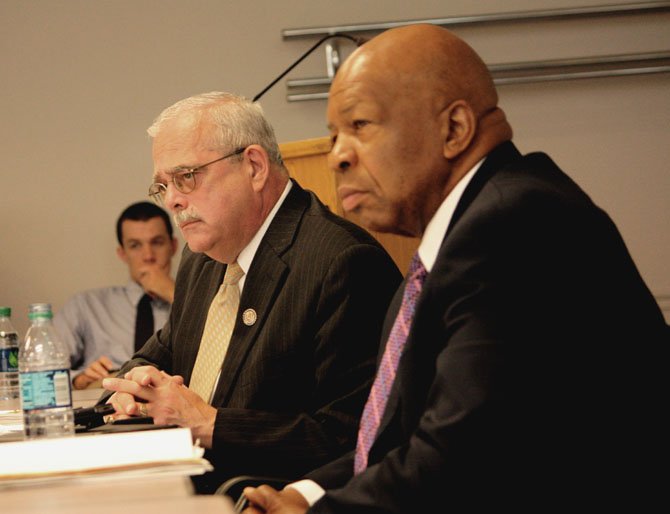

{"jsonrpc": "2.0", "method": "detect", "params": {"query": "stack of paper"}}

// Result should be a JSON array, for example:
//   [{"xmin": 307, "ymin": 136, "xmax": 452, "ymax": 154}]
[{"xmin": 0, "ymin": 427, "xmax": 212, "ymax": 488}]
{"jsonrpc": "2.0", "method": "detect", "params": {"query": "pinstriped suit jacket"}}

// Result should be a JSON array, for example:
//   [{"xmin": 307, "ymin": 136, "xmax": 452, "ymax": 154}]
[{"xmin": 120, "ymin": 180, "xmax": 402, "ymax": 491}]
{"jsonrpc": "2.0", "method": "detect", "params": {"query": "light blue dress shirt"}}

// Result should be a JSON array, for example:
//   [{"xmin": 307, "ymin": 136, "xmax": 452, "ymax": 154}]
[{"xmin": 53, "ymin": 281, "xmax": 170, "ymax": 371}]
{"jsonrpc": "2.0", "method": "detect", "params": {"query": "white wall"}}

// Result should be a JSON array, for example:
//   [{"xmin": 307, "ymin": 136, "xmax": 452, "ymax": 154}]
[{"xmin": 1, "ymin": 0, "xmax": 668, "ymax": 334}]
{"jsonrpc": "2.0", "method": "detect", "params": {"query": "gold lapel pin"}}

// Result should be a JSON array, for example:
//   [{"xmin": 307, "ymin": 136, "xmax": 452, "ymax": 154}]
[{"xmin": 242, "ymin": 308, "xmax": 257, "ymax": 326}]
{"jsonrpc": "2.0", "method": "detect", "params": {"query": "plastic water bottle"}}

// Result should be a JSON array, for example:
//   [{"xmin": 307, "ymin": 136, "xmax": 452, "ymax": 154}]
[
  {"xmin": 0, "ymin": 306, "xmax": 20, "ymax": 412},
  {"xmin": 19, "ymin": 303, "xmax": 74, "ymax": 438}
]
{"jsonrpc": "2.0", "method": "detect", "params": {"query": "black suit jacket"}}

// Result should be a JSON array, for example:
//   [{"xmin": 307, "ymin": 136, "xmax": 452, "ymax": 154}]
[
  {"xmin": 115, "ymin": 181, "xmax": 401, "ymax": 492},
  {"xmin": 308, "ymin": 142, "xmax": 668, "ymax": 512}
]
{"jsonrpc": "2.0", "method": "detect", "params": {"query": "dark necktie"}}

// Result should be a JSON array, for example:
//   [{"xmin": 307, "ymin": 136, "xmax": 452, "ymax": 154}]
[
  {"xmin": 354, "ymin": 252, "xmax": 428, "ymax": 474},
  {"xmin": 134, "ymin": 293, "xmax": 154, "ymax": 352}
]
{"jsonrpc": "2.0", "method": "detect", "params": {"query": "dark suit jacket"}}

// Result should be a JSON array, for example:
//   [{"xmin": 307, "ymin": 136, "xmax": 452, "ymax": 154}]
[
  {"xmin": 307, "ymin": 142, "xmax": 668, "ymax": 512},
  {"xmin": 114, "ymin": 181, "xmax": 401, "ymax": 492}
]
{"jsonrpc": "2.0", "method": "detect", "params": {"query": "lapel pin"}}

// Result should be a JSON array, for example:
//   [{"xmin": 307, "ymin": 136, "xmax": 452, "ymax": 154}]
[{"xmin": 242, "ymin": 308, "xmax": 257, "ymax": 326}]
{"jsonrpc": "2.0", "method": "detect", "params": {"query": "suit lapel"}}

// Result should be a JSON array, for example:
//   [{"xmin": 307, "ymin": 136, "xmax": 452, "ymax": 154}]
[
  {"xmin": 211, "ymin": 181, "xmax": 311, "ymax": 406},
  {"xmin": 446, "ymin": 141, "xmax": 521, "ymax": 239},
  {"xmin": 371, "ymin": 142, "xmax": 522, "ymax": 448}
]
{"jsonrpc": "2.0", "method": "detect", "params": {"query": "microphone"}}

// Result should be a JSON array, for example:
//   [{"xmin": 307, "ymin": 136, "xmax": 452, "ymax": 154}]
[{"xmin": 253, "ymin": 33, "xmax": 365, "ymax": 102}]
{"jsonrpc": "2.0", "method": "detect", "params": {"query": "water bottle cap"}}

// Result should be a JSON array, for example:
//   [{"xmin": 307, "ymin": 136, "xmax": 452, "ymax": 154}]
[
  {"xmin": 28, "ymin": 303, "xmax": 53, "ymax": 320},
  {"xmin": 0, "ymin": 307, "xmax": 10, "ymax": 317}
]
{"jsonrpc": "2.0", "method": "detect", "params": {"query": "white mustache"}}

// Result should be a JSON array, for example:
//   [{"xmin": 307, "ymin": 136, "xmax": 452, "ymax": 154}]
[{"xmin": 173, "ymin": 209, "xmax": 201, "ymax": 226}]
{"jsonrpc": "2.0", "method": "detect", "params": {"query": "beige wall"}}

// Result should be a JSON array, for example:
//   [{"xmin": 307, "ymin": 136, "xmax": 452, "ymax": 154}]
[{"xmin": 1, "ymin": 0, "xmax": 669, "ymax": 334}]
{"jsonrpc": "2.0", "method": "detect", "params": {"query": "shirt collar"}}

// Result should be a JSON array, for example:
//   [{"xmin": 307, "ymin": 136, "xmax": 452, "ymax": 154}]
[
  {"xmin": 236, "ymin": 179, "xmax": 293, "ymax": 292},
  {"xmin": 125, "ymin": 280, "xmax": 169, "ymax": 308},
  {"xmin": 125, "ymin": 281, "xmax": 148, "ymax": 307},
  {"xmin": 418, "ymin": 159, "xmax": 484, "ymax": 272}
]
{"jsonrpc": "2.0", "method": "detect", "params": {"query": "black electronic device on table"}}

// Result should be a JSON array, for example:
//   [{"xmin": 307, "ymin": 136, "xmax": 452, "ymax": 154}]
[
  {"xmin": 74, "ymin": 404, "xmax": 173, "ymax": 435},
  {"xmin": 73, "ymin": 403, "xmax": 117, "ymax": 431}
]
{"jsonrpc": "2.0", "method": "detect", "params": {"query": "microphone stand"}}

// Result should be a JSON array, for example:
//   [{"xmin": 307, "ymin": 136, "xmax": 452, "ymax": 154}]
[{"xmin": 253, "ymin": 33, "xmax": 361, "ymax": 102}]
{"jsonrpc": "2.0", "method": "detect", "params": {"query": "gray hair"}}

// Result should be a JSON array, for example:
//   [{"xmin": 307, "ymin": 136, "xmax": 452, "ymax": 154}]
[{"xmin": 147, "ymin": 91, "xmax": 283, "ymax": 165}]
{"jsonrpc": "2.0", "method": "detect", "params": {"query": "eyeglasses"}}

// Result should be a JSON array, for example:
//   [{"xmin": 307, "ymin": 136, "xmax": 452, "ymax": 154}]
[{"xmin": 148, "ymin": 147, "xmax": 246, "ymax": 205}]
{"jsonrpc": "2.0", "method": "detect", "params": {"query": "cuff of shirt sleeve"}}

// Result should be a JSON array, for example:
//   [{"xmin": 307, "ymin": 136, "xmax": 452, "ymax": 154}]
[{"xmin": 285, "ymin": 479, "xmax": 326, "ymax": 507}]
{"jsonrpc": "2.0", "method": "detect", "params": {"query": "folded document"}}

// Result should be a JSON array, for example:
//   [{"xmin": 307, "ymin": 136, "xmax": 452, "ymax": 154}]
[{"xmin": 0, "ymin": 427, "xmax": 212, "ymax": 487}]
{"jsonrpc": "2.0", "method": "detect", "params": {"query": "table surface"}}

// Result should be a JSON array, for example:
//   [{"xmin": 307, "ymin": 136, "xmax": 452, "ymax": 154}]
[
  {"xmin": 1, "ymin": 475, "xmax": 235, "ymax": 513},
  {"xmin": 73, "ymin": 387, "xmax": 105, "ymax": 408}
]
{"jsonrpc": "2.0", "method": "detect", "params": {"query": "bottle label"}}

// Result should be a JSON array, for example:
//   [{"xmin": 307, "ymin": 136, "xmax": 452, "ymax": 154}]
[
  {"xmin": 20, "ymin": 369, "xmax": 72, "ymax": 410},
  {"xmin": 0, "ymin": 347, "xmax": 19, "ymax": 372}
]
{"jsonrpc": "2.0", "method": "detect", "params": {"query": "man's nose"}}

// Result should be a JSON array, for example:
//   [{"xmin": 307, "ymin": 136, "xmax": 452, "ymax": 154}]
[
  {"xmin": 164, "ymin": 183, "xmax": 186, "ymax": 212},
  {"xmin": 141, "ymin": 245, "xmax": 156, "ymax": 261},
  {"xmin": 327, "ymin": 135, "xmax": 356, "ymax": 173}
]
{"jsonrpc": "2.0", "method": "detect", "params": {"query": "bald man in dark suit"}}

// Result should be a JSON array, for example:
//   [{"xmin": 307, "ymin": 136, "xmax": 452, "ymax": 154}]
[{"xmin": 244, "ymin": 24, "xmax": 668, "ymax": 513}]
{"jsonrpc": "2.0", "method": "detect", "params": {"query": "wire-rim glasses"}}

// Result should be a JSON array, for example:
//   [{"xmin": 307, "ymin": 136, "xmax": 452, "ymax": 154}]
[{"xmin": 148, "ymin": 146, "xmax": 246, "ymax": 205}]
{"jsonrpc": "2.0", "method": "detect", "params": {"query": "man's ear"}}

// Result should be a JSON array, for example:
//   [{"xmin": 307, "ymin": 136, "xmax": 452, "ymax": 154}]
[
  {"xmin": 245, "ymin": 145, "xmax": 271, "ymax": 193},
  {"xmin": 439, "ymin": 100, "xmax": 476, "ymax": 159},
  {"xmin": 116, "ymin": 245, "xmax": 129, "ymax": 264}
]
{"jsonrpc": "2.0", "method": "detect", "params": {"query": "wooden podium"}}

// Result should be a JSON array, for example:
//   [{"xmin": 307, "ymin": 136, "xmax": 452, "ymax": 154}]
[{"xmin": 279, "ymin": 137, "xmax": 419, "ymax": 274}]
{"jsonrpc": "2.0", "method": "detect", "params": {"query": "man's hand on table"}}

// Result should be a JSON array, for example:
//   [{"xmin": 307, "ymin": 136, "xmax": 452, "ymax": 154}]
[{"xmin": 102, "ymin": 366, "xmax": 217, "ymax": 447}]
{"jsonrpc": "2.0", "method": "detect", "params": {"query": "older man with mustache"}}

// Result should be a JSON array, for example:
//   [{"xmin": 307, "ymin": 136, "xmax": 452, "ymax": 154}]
[{"xmin": 101, "ymin": 92, "xmax": 401, "ymax": 494}]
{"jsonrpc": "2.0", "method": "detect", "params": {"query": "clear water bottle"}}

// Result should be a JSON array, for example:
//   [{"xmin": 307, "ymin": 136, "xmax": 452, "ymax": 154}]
[
  {"xmin": 19, "ymin": 303, "xmax": 74, "ymax": 438},
  {"xmin": 0, "ymin": 306, "xmax": 20, "ymax": 412}
]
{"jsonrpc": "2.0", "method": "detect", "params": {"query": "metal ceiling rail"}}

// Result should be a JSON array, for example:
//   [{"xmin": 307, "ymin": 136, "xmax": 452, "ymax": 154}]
[
  {"xmin": 279, "ymin": 2, "xmax": 670, "ymax": 102},
  {"xmin": 490, "ymin": 51, "xmax": 670, "ymax": 85},
  {"xmin": 282, "ymin": 2, "xmax": 670, "ymax": 38},
  {"xmin": 286, "ymin": 51, "xmax": 670, "ymax": 101}
]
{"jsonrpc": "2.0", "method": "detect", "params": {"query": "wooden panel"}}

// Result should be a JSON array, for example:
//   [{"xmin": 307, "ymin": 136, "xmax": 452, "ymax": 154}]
[
  {"xmin": 281, "ymin": 138, "xmax": 339, "ymax": 213},
  {"xmin": 279, "ymin": 137, "xmax": 419, "ymax": 274}
]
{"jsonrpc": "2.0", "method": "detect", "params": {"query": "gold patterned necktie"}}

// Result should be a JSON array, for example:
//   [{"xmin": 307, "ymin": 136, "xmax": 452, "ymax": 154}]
[{"xmin": 189, "ymin": 261, "xmax": 244, "ymax": 403}]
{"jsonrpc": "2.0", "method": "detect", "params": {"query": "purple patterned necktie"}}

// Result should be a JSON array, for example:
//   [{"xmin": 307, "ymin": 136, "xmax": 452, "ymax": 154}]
[{"xmin": 354, "ymin": 252, "xmax": 428, "ymax": 474}]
